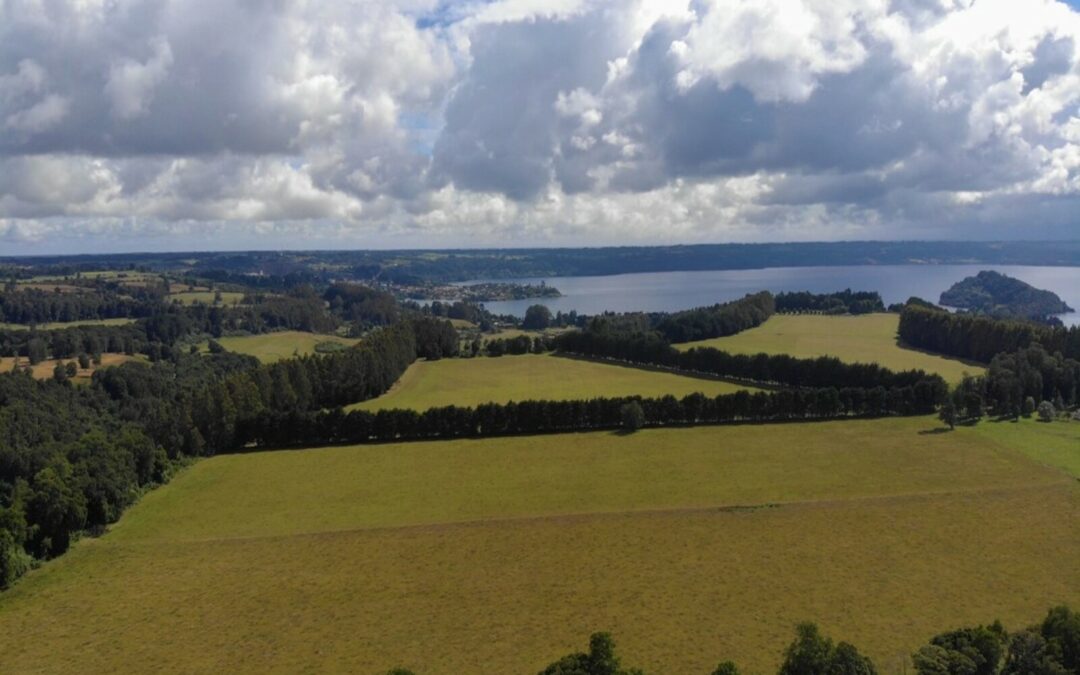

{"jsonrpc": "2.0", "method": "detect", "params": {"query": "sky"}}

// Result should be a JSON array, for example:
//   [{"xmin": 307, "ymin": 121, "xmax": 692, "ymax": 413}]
[{"xmin": 2, "ymin": 0, "xmax": 1080, "ymax": 255}]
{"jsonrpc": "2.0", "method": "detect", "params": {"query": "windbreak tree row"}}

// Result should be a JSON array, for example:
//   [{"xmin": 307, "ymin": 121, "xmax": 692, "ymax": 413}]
[
  {"xmin": 555, "ymin": 328, "xmax": 946, "ymax": 392},
  {"xmin": 241, "ymin": 383, "xmax": 943, "ymax": 448}
]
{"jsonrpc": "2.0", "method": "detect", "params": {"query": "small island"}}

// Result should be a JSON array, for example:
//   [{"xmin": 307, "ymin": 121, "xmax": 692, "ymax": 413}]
[{"xmin": 940, "ymin": 270, "xmax": 1073, "ymax": 320}]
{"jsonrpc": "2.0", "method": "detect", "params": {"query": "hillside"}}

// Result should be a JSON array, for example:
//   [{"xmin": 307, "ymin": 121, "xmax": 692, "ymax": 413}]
[
  {"xmin": 940, "ymin": 270, "xmax": 1073, "ymax": 319},
  {"xmin": 0, "ymin": 418, "xmax": 1075, "ymax": 674}
]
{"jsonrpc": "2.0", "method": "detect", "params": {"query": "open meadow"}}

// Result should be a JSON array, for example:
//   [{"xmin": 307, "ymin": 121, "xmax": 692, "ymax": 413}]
[
  {"xmin": 676, "ymin": 313, "xmax": 981, "ymax": 383},
  {"xmin": 203, "ymin": 331, "xmax": 360, "ymax": 363},
  {"xmin": 0, "ymin": 416, "xmax": 1076, "ymax": 674},
  {"xmin": 168, "ymin": 290, "xmax": 245, "ymax": 306},
  {"xmin": 0, "ymin": 353, "xmax": 141, "ymax": 382},
  {"xmin": 349, "ymin": 353, "xmax": 753, "ymax": 411},
  {"xmin": 0, "ymin": 317, "xmax": 137, "ymax": 331}
]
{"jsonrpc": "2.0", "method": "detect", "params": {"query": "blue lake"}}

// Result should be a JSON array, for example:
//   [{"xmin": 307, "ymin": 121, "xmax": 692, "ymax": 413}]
[{"xmin": 471, "ymin": 265, "xmax": 1080, "ymax": 326}]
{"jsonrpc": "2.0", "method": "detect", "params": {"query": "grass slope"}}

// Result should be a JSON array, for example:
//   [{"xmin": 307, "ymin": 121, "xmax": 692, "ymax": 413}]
[
  {"xmin": 349, "ymin": 353, "xmax": 752, "ymax": 412},
  {"xmin": 676, "ymin": 313, "xmax": 981, "ymax": 383},
  {"xmin": 204, "ymin": 331, "xmax": 359, "ymax": 364},
  {"xmin": 0, "ymin": 418, "xmax": 1076, "ymax": 674},
  {"xmin": 974, "ymin": 417, "xmax": 1080, "ymax": 478}
]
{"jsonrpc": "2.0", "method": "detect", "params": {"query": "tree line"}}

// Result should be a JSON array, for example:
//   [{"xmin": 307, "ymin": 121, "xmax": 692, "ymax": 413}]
[
  {"xmin": 554, "ymin": 327, "xmax": 946, "ymax": 394},
  {"xmin": 653, "ymin": 291, "xmax": 775, "ymax": 342},
  {"xmin": 775, "ymin": 289, "xmax": 885, "ymax": 315},
  {"xmin": 382, "ymin": 604, "xmax": 1080, "ymax": 675},
  {"xmin": 899, "ymin": 305, "xmax": 1080, "ymax": 363},
  {"xmin": 237, "ymin": 382, "xmax": 941, "ymax": 449}
]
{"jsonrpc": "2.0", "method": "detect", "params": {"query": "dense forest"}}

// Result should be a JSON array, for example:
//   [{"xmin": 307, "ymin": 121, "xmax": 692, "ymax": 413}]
[
  {"xmin": 0, "ymin": 286, "xmax": 161, "ymax": 324},
  {"xmin": 898, "ymin": 305, "xmax": 1080, "ymax": 363},
  {"xmin": 775, "ymin": 289, "xmax": 885, "ymax": 315},
  {"xmin": 0, "ymin": 317, "xmax": 457, "ymax": 586}
]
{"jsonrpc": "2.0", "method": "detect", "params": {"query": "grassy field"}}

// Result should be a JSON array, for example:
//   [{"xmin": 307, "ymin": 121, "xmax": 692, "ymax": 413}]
[
  {"xmin": 204, "ymin": 331, "xmax": 359, "ymax": 363},
  {"xmin": 973, "ymin": 416, "xmax": 1080, "ymax": 478},
  {"xmin": 349, "ymin": 353, "xmax": 753, "ymax": 411},
  {"xmin": 0, "ymin": 317, "xmax": 137, "ymax": 331},
  {"xmin": 676, "ymin": 314, "xmax": 981, "ymax": 383},
  {"xmin": 168, "ymin": 290, "xmax": 245, "ymax": 306},
  {"xmin": 0, "ymin": 417, "xmax": 1076, "ymax": 674},
  {"xmin": 0, "ymin": 353, "xmax": 140, "ymax": 382}
]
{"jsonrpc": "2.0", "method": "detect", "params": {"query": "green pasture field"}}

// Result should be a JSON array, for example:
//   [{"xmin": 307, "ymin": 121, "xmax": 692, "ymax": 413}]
[
  {"xmin": 349, "ymin": 353, "xmax": 753, "ymax": 412},
  {"xmin": 0, "ymin": 417, "xmax": 1076, "ymax": 674},
  {"xmin": 168, "ymin": 290, "xmax": 245, "ymax": 306},
  {"xmin": 0, "ymin": 317, "xmax": 137, "ymax": 331},
  {"xmin": 973, "ymin": 416, "xmax": 1080, "ymax": 478},
  {"xmin": 201, "ymin": 331, "xmax": 359, "ymax": 364},
  {"xmin": 676, "ymin": 313, "xmax": 981, "ymax": 383}
]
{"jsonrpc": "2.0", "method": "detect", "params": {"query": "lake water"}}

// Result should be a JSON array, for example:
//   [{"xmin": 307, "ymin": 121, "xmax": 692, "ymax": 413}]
[{"xmin": 472, "ymin": 265, "xmax": 1080, "ymax": 327}]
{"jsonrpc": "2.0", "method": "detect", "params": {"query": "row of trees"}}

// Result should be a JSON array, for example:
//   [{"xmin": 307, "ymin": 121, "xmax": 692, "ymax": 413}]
[
  {"xmin": 238, "ymin": 384, "xmax": 941, "ymax": 448},
  {"xmin": 387, "ymin": 606, "xmax": 1077, "ymax": 675},
  {"xmin": 555, "ymin": 329, "xmax": 946, "ymax": 393},
  {"xmin": 898, "ymin": 305, "xmax": 1080, "ymax": 363},
  {"xmin": 654, "ymin": 291, "xmax": 775, "ymax": 342},
  {"xmin": 775, "ymin": 289, "xmax": 885, "ymax": 315}
]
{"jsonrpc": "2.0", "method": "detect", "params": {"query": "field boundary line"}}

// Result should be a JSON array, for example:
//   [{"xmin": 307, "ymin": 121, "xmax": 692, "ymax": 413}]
[{"xmin": 111, "ymin": 478, "xmax": 1076, "ymax": 547}]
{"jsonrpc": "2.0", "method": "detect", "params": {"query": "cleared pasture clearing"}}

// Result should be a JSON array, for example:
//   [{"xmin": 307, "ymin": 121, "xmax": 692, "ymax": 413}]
[
  {"xmin": 975, "ymin": 416, "xmax": 1080, "ymax": 478},
  {"xmin": 0, "ymin": 418, "xmax": 1076, "ymax": 674},
  {"xmin": 0, "ymin": 317, "xmax": 136, "ymax": 331},
  {"xmin": 0, "ymin": 353, "xmax": 140, "ymax": 382},
  {"xmin": 112, "ymin": 417, "xmax": 1060, "ymax": 542},
  {"xmin": 203, "ymin": 330, "xmax": 359, "ymax": 363},
  {"xmin": 349, "ymin": 353, "xmax": 752, "ymax": 412},
  {"xmin": 168, "ymin": 290, "xmax": 245, "ymax": 306},
  {"xmin": 676, "ymin": 313, "xmax": 980, "ymax": 383}
]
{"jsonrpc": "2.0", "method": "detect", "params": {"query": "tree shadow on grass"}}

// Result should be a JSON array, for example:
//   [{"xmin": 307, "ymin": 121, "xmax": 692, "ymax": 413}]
[{"xmin": 919, "ymin": 427, "xmax": 953, "ymax": 435}]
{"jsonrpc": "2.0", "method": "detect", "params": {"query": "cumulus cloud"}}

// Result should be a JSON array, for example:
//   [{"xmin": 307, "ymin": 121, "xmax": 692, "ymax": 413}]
[{"xmin": 1, "ymin": 0, "xmax": 1079, "ymax": 254}]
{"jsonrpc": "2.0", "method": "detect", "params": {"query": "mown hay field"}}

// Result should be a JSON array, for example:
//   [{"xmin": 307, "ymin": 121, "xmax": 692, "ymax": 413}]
[
  {"xmin": 168, "ymin": 290, "xmax": 246, "ymax": 306},
  {"xmin": 349, "ymin": 353, "xmax": 753, "ymax": 412},
  {"xmin": 0, "ymin": 417, "xmax": 1076, "ymax": 674},
  {"xmin": 203, "ymin": 331, "xmax": 360, "ymax": 363},
  {"xmin": 0, "ymin": 317, "xmax": 137, "ymax": 331},
  {"xmin": 676, "ymin": 313, "xmax": 981, "ymax": 383},
  {"xmin": 0, "ymin": 353, "xmax": 141, "ymax": 382},
  {"xmin": 973, "ymin": 416, "xmax": 1080, "ymax": 477}
]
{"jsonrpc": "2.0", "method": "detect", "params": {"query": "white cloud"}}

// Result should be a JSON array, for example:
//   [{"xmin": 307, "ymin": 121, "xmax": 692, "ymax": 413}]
[
  {"xmin": 1, "ymin": 0, "xmax": 1079, "ymax": 253},
  {"xmin": 105, "ymin": 38, "xmax": 173, "ymax": 119}
]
